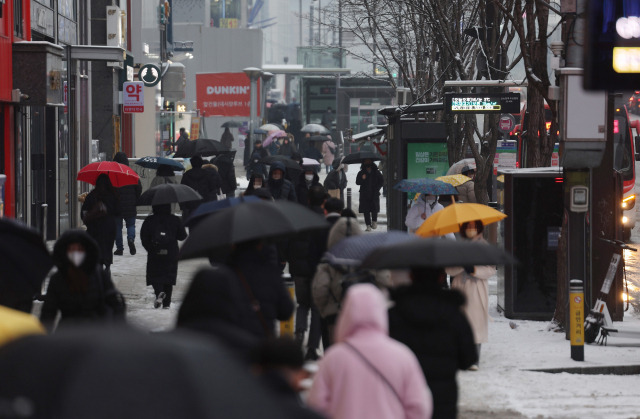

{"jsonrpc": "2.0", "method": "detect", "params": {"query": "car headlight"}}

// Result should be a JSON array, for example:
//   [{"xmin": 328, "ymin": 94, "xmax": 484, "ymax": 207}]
[{"xmin": 622, "ymin": 194, "xmax": 635, "ymax": 210}]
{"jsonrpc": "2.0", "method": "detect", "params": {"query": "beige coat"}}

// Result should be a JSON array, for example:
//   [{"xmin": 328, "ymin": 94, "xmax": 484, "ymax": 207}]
[
  {"xmin": 446, "ymin": 235, "xmax": 496, "ymax": 343},
  {"xmin": 456, "ymin": 180, "xmax": 477, "ymax": 203}
]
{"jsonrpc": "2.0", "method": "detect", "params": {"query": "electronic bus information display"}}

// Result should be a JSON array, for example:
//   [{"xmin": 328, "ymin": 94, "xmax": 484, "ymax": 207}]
[{"xmin": 444, "ymin": 93, "xmax": 520, "ymax": 114}]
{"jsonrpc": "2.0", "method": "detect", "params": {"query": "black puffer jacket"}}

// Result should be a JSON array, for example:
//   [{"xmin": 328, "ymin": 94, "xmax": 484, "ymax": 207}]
[
  {"xmin": 81, "ymin": 178, "xmax": 118, "ymax": 266},
  {"xmin": 210, "ymin": 154, "xmax": 237, "ymax": 195},
  {"xmin": 113, "ymin": 152, "xmax": 142, "ymax": 218},
  {"xmin": 295, "ymin": 171, "xmax": 320, "ymax": 207},
  {"xmin": 267, "ymin": 162, "xmax": 297, "ymax": 202},
  {"xmin": 41, "ymin": 230, "xmax": 121, "ymax": 332},
  {"xmin": 388, "ymin": 281, "xmax": 478, "ymax": 419},
  {"xmin": 180, "ymin": 165, "xmax": 222, "ymax": 211},
  {"xmin": 356, "ymin": 164, "xmax": 384, "ymax": 213}
]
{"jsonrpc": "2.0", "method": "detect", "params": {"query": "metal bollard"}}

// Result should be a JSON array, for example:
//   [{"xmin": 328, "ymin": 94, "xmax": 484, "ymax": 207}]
[
  {"xmin": 279, "ymin": 279, "xmax": 295, "ymax": 337},
  {"xmin": 41, "ymin": 203, "xmax": 48, "ymax": 239},
  {"xmin": 569, "ymin": 279, "xmax": 585, "ymax": 361},
  {"xmin": 347, "ymin": 187, "xmax": 352, "ymax": 209}
]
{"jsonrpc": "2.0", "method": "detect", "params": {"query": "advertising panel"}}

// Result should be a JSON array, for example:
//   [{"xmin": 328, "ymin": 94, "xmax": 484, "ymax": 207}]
[
  {"xmin": 196, "ymin": 73, "xmax": 260, "ymax": 117},
  {"xmin": 406, "ymin": 142, "xmax": 449, "ymax": 179}
]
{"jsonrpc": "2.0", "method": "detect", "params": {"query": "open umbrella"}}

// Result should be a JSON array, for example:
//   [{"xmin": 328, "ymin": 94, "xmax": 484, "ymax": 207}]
[
  {"xmin": 137, "ymin": 184, "xmax": 202, "ymax": 206},
  {"xmin": 393, "ymin": 178, "xmax": 458, "ymax": 196},
  {"xmin": 341, "ymin": 151, "xmax": 382, "ymax": 165},
  {"xmin": 174, "ymin": 139, "xmax": 225, "ymax": 158},
  {"xmin": 446, "ymin": 158, "xmax": 476, "ymax": 175},
  {"xmin": 77, "ymin": 161, "xmax": 140, "ymax": 187},
  {"xmin": 301, "ymin": 123, "xmax": 330, "ymax": 134},
  {"xmin": 260, "ymin": 155, "xmax": 302, "ymax": 171},
  {"xmin": 435, "ymin": 174, "xmax": 472, "ymax": 187},
  {"xmin": 302, "ymin": 157, "xmax": 321, "ymax": 167},
  {"xmin": 0, "ymin": 218, "xmax": 53, "ymax": 301},
  {"xmin": 416, "ymin": 203, "xmax": 507, "ymax": 238},
  {"xmin": 306, "ymin": 135, "xmax": 331, "ymax": 143},
  {"xmin": 179, "ymin": 200, "xmax": 329, "ymax": 260},
  {"xmin": 0, "ymin": 305, "xmax": 45, "ymax": 347},
  {"xmin": 360, "ymin": 237, "xmax": 516, "ymax": 270},
  {"xmin": 0, "ymin": 327, "xmax": 298, "ymax": 419},
  {"xmin": 221, "ymin": 120, "xmax": 242, "ymax": 128},
  {"xmin": 135, "ymin": 156, "xmax": 185, "ymax": 171},
  {"xmin": 324, "ymin": 231, "xmax": 415, "ymax": 266},
  {"xmin": 185, "ymin": 195, "xmax": 260, "ymax": 228},
  {"xmin": 262, "ymin": 130, "xmax": 287, "ymax": 147},
  {"xmin": 259, "ymin": 123, "xmax": 284, "ymax": 132}
]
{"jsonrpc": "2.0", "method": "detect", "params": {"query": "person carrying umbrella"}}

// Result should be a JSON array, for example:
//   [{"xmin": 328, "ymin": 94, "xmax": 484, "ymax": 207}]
[
  {"xmin": 140, "ymin": 204, "xmax": 188, "ymax": 309},
  {"xmin": 296, "ymin": 166, "xmax": 321, "ymax": 207},
  {"xmin": 405, "ymin": 194, "xmax": 445, "ymax": 234},
  {"xmin": 112, "ymin": 152, "xmax": 142, "ymax": 256},
  {"xmin": 81, "ymin": 173, "xmax": 119, "ymax": 276},
  {"xmin": 180, "ymin": 155, "xmax": 222, "ymax": 221},
  {"xmin": 388, "ymin": 266, "xmax": 477, "ymax": 419},
  {"xmin": 321, "ymin": 138, "xmax": 336, "ymax": 174},
  {"xmin": 456, "ymin": 166, "xmax": 477, "ymax": 203},
  {"xmin": 267, "ymin": 161, "xmax": 297, "ymax": 202},
  {"xmin": 355, "ymin": 158, "xmax": 384, "ymax": 231},
  {"xmin": 445, "ymin": 220, "xmax": 496, "ymax": 370},
  {"xmin": 211, "ymin": 154, "xmax": 238, "ymax": 198},
  {"xmin": 174, "ymin": 127, "xmax": 190, "ymax": 154},
  {"xmin": 41, "ymin": 230, "xmax": 126, "ymax": 332},
  {"xmin": 220, "ymin": 126, "xmax": 235, "ymax": 150}
]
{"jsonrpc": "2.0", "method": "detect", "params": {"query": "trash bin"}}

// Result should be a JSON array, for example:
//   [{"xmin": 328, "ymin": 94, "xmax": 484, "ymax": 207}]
[{"xmin": 498, "ymin": 168, "xmax": 563, "ymax": 320}]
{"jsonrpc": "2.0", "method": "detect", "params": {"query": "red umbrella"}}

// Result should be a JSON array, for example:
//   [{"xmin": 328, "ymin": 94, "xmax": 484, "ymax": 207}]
[{"xmin": 77, "ymin": 161, "xmax": 140, "ymax": 187}]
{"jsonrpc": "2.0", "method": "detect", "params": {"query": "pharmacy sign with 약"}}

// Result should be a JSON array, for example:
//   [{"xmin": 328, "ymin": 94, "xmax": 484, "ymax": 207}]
[{"xmin": 123, "ymin": 81, "xmax": 144, "ymax": 113}]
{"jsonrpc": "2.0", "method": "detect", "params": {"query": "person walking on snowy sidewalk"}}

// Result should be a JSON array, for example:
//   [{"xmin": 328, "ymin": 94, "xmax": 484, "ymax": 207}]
[
  {"xmin": 308, "ymin": 283, "xmax": 433, "ymax": 419},
  {"xmin": 140, "ymin": 204, "xmax": 187, "ymax": 309},
  {"xmin": 446, "ymin": 220, "xmax": 495, "ymax": 370},
  {"xmin": 355, "ymin": 159, "xmax": 384, "ymax": 231}
]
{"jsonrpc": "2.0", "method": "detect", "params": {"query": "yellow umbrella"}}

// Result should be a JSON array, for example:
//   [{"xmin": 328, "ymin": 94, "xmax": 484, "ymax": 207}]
[
  {"xmin": 416, "ymin": 203, "xmax": 507, "ymax": 237},
  {"xmin": 435, "ymin": 174, "xmax": 471, "ymax": 187},
  {"xmin": 0, "ymin": 305, "xmax": 46, "ymax": 347}
]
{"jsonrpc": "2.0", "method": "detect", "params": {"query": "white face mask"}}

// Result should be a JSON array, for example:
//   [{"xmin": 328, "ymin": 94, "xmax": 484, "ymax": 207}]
[
  {"xmin": 305, "ymin": 174, "xmax": 314, "ymax": 181},
  {"xmin": 67, "ymin": 251, "xmax": 86, "ymax": 267},
  {"xmin": 465, "ymin": 229, "xmax": 478, "ymax": 238},
  {"xmin": 424, "ymin": 196, "xmax": 436, "ymax": 203}
]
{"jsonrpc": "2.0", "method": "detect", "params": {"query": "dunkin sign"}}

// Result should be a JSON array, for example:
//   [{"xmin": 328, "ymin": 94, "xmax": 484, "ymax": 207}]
[{"xmin": 196, "ymin": 72, "xmax": 261, "ymax": 117}]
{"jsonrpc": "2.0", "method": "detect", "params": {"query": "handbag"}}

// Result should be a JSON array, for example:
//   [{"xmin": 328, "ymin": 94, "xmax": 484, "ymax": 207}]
[{"xmin": 82, "ymin": 200, "xmax": 108, "ymax": 223}]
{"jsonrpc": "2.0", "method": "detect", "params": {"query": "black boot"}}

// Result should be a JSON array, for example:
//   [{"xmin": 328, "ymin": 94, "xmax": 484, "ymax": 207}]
[{"xmin": 128, "ymin": 239, "xmax": 136, "ymax": 255}]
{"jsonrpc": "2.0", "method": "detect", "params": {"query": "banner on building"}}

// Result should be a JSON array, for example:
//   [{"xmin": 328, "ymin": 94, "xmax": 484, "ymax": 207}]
[{"xmin": 196, "ymin": 73, "xmax": 260, "ymax": 117}]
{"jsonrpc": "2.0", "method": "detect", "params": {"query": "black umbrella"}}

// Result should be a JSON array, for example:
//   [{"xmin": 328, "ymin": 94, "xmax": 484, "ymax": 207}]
[
  {"xmin": 180, "ymin": 200, "xmax": 329, "ymax": 260},
  {"xmin": 306, "ymin": 135, "xmax": 331, "ymax": 143},
  {"xmin": 360, "ymin": 237, "xmax": 517, "ymax": 270},
  {"xmin": 0, "ymin": 218, "xmax": 52, "ymax": 303},
  {"xmin": 185, "ymin": 195, "xmax": 260, "ymax": 228},
  {"xmin": 174, "ymin": 139, "xmax": 225, "ymax": 158},
  {"xmin": 137, "ymin": 184, "xmax": 202, "ymax": 206},
  {"xmin": 341, "ymin": 151, "xmax": 383, "ymax": 165},
  {"xmin": 324, "ymin": 231, "xmax": 415, "ymax": 266},
  {"xmin": 0, "ymin": 327, "xmax": 296, "ymax": 419},
  {"xmin": 134, "ymin": 156, "xmax": 185, "ymax": 171},
  {"xmin": 221, "ymin": 120, "xmax": 242, "ymax": 128},
  {"xmin": 260, "ymin": 155, "xmax": 302, "ymax": 171}
]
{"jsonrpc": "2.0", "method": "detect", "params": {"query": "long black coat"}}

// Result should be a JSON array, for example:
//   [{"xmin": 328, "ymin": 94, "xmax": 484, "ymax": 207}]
[
  {"xmin": 295, "ymin": 171, "xmax": 320, "ymax": 207},
  {"xmin": 81, "ymin": 189, "xmax": 118, "ymax": 266},
  {"xmin": 211, "ymin": 155, "xmax": 237, "ymax": 195},
  {"xmin": 113, "ymin": 152, "xmax": 142, "ymax": 218},
  {"xmin": 355, "ymin": 165, "xmax": 384, "ymax": 213},
  {"xmin": 180, "ymin": 166, "xmax": 222, "ymax": 212},
  {"xmin": 41, "ymin": 230, "xmax": 120, "ymax": 332},
  {"xmin": 388, "ymin": 282, "xmax": 478, "ymax": 419},
  {"xmin": 228, "ymin": 247, "xmax": 295, "ymax": 338},
  {"xmin": 140, "ymin": 208, "xmax": 187, "ymax": 286}
]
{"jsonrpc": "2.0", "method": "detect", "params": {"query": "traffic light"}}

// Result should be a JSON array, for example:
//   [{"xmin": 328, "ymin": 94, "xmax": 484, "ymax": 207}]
[{"xmin": 159, "ymin": 3, "xmax": 165, "ymax": 24}]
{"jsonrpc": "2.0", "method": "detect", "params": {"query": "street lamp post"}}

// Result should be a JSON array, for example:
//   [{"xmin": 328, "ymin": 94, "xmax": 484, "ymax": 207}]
[
  {"xmin": 260, "ymin": 71, "xmax": 274, "ymax": 127},
  {"xmin": 243, "ymin": 67, "xmax": 263, "ymax": 159}
]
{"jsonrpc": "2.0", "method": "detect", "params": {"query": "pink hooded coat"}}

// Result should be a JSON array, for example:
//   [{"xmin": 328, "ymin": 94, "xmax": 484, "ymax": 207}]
[
  {"xmin": 322, "ymin": 140, "xmax": 336, "ymax": 167},
  {"xmin": 308, "ymin": 284, "xmax": 433, "ymax": 419}
]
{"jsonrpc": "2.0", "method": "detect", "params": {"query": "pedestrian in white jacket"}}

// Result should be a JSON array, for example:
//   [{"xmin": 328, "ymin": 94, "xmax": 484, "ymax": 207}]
[{"xmin": 405, "ymin": 194, "xmax": 443, "ymax": 233}]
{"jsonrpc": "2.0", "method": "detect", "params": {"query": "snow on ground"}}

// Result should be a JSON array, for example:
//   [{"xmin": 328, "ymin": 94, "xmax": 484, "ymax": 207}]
[{"xmin": 112, "ymin": 160, "xmax": 640, "ymax": 419}]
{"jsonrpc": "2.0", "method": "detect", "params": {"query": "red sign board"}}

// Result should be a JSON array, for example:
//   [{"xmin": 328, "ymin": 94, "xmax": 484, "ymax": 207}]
[{"xmin": 196, "ymin": 72, "xmax": 260, "ymax": 117}]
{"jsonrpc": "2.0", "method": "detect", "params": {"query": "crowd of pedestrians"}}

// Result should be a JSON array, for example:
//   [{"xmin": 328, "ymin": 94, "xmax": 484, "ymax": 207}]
[{"xmin": 0, "ymin": 133, "xmax": 502, "ymax": 419}]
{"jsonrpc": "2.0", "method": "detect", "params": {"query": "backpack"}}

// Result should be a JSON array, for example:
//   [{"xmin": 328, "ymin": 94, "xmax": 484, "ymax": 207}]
[
  {"xmin": 337, "ymin": 267, "xmax": 376, "ymax": 299},
  {"xmin": 151, "ymin": 218, "xmax": 176, "ymax": 255}
]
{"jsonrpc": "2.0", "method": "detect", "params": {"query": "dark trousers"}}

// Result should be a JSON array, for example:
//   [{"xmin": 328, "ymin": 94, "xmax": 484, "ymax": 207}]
[
  {"xmin": 363, "ymin": 211, "xmax": 378, "ymax": 226},
  {"xmin": 152, "ymin": 284, "xmax": 173, "ymax": 308},
  {"xmin": 293, "ymin": 276, "xmax": 321, "ymax": 352},
  {"xmin": 115, "ymin": 216, "xmax": 136, "ymax": 250}
]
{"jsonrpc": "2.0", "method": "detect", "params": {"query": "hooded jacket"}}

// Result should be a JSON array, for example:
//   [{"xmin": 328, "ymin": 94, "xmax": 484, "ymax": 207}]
[
  {"xmin": 405, "ymin": 195, "xmax": 444, "ymax": 233},
  {"xmin": 355, "ymin": 163, "xmax": 384, "ymax": 213},
  {"xmin": 308, "ymin": 284, "xmax": 433, "ymax": 419},
  {"xmin": 389, "ymin": 280, "xmax": 477, "ymax": 419},
  {"xmin": 180, "ymin": 156, "xmax": 222, "ymax": 211},
  {"xmin": 41, "ymin": 230, "xmax": 120, "ymax": 331},
  {"xmin": 211, "ymin": 154, "xmax": 237, "ymax": 195},
  {"xmin": 113, "ymin": 152, "xmax": 142, "ymax": 218},
  {"xmin": 295, "ymin": 170, "xmax": 320, "ymax": 207},
  {"xmin": 267, "ymin": 162, "xmax": 297, "ymax": 202},
  {"xmin": 81, "ymin": 174, "xmax": 118, "ymax": 266}
]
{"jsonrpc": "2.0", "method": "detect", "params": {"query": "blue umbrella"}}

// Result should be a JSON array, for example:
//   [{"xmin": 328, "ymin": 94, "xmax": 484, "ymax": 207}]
[
  {"xmin": 393, "ymin": 178, "xmax": 458, "ymax": 195},
  {"xmin": 135, "ymin": 156, "xmax": 184, "ymax": 171},
  {"xmin": 324, "ymin": 230, "xmax": 415, "ymax": 266},
  {"xmin": 185, "ymin": 195, "xmax": 260, "ymax": 228}
]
